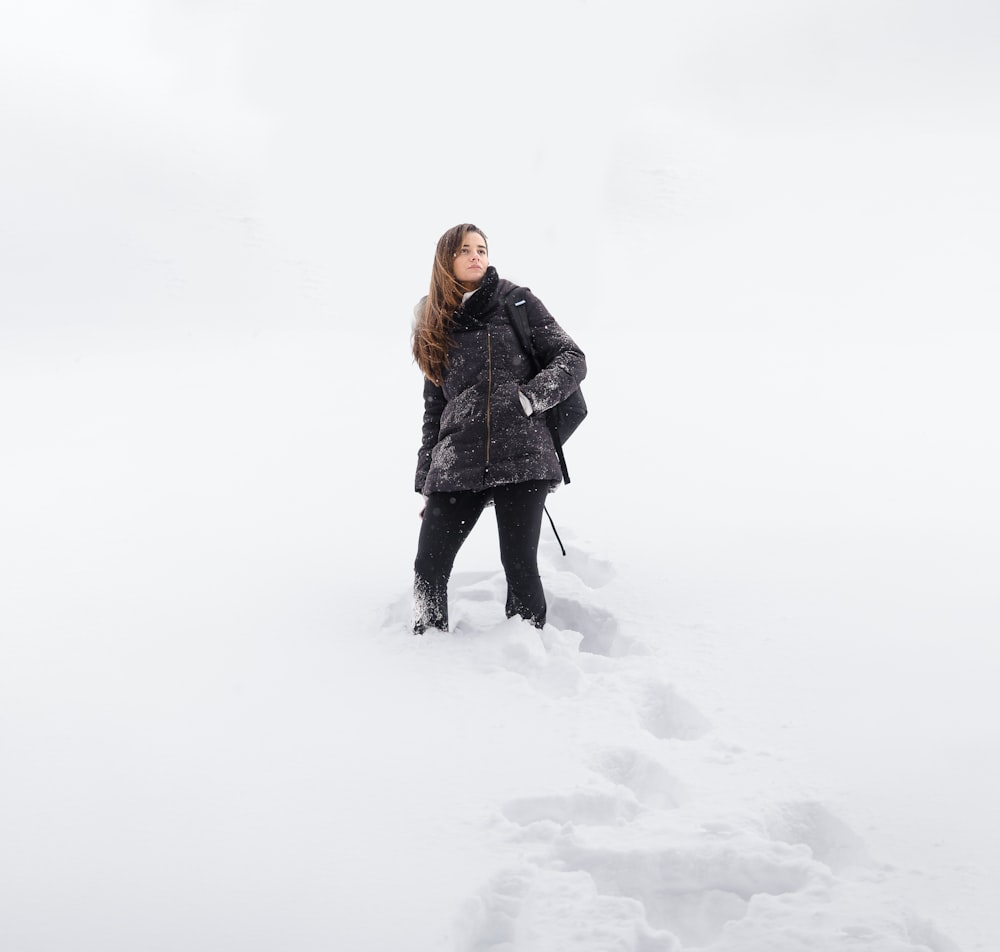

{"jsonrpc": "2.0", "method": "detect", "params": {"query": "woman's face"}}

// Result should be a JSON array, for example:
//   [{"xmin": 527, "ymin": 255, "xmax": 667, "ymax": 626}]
[{"xmin": 452, "ymin": 232, "xmax": 489, "ymax": 287}]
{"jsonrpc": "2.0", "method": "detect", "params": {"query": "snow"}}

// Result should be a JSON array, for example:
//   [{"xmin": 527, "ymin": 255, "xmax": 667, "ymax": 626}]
[{"xmin": 2, "ymin": 1, "xmax": 999, "ymax": 950}]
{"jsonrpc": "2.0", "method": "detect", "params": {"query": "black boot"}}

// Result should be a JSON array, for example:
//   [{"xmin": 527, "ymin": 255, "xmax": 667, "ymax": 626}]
[{"xmin": 413, "ymin": 575, "xmax": 448, "ymax": 635}]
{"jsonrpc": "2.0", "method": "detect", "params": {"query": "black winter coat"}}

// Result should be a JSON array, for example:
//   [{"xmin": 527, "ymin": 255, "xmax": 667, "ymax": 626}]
[{"xmin": 415, "ymin": 268, "xmax": 586, "ymax": 495}]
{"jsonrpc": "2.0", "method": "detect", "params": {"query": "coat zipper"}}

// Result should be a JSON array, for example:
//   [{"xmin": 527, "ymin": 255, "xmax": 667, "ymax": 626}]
[{"xmin": 484, "ymin": 329, "xmax": 492, "ymax": 481}]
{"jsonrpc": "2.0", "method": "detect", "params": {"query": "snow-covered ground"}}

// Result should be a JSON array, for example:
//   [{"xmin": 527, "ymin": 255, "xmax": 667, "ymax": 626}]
[{"xmin": 2, "ymin": 2, "xmax": 998, "ymax": 950}]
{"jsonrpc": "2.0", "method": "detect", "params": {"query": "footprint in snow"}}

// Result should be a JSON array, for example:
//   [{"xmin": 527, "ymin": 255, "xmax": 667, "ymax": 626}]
[
  {"xmin": 546, "ymin": 594, "xmax": 639, "ymax": 657},
  {"xmin": 541, "ymin": 536, "xmax": 617, "ymax": 589},
  {"xmin": 460, "ymin": 820, "xmax": 825, "ymax": 950},
  {"xmin": 633, "ymin": 678, "xmax": 714, "ymax": 741},
  {"xmin": 764, "ymin": 800, "xmax": 872, "ymax": 873},
  {"xmin": 590, "ymin": 745, "xmax": 686, "ymax": 811},
  {"xmin": 453, "ymin": 863, "xmax": 680, "ymax": 952},
  {"xmin": 553, "ymin": 824, "xmax": 818, "ymax": 948}
]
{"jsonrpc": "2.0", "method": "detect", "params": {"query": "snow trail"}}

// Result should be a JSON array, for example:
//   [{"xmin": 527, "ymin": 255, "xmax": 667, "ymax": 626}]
[{"xmin": 380, "ymin": 536, "xmax": 962, "ymax": 951}]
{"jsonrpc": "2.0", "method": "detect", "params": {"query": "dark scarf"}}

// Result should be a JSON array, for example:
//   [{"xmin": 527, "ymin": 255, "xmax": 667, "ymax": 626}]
[{"xmin": 452, "ymin": 266, "xmax": 499, "ymax": 329}]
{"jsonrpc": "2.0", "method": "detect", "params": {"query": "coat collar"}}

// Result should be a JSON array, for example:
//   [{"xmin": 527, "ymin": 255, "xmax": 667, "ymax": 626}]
[{"xmin": 453, "ymin": 266, "xmax": 499, "ymax": 328}]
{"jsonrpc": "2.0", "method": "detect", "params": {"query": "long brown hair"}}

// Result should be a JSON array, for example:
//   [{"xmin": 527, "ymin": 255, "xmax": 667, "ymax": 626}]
[{"xmin": 412, "ymin": 223, "xmax": 488, "ymax": 385}]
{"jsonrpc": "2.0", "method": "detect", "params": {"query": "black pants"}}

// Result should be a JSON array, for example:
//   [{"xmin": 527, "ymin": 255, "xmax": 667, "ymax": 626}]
[{"xmin": 413, "ymin": 480, "xmax": 549, "ymax": 633}]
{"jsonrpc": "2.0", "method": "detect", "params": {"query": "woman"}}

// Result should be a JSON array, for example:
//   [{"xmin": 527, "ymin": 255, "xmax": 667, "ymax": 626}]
[{"xmin": 411, "ymin": 223, "xmax": 587, "ymax": 634}]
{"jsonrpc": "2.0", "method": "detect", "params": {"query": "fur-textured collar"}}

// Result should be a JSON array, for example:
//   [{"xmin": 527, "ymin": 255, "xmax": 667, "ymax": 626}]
[{"xmin": 452, "ymin": 266, "xmax": 499, "ymax": 328}]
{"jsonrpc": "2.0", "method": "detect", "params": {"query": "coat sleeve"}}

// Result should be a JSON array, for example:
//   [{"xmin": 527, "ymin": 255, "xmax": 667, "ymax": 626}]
[
  {"xmin": 518, "ymin": 291, "xmax": 587, "ymax": 415},
  {"xmin": 415, "ymin": 377, "xmax": 446, "ymax": 493}
]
